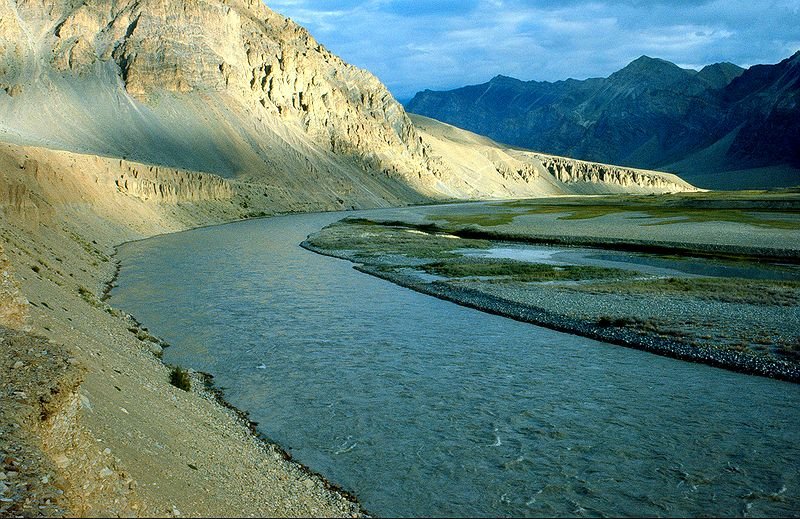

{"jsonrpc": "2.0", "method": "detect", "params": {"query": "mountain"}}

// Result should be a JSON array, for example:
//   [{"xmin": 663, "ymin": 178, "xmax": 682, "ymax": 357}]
[
  {"xmin": 407, "ymin": 53, "xmax": 800, "ymax": 189},
  {"xmin": 0, "ymin": 2, "xmax": 695, "ymax": 515},
  {"xmin": 0, "ymin": 0, "xmax": 692, "ymax": 208}
]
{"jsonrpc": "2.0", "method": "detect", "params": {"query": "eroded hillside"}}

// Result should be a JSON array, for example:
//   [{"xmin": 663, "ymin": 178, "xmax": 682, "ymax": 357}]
[{"xmin": 0, "ymin": 0, "xmax": 694, "ymax": 201}]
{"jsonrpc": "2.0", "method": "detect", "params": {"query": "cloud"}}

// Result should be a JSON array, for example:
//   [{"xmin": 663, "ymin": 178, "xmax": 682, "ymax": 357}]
[{"xmin": 264, "ymin": 0, "xmax": 800, "ymax": 99}]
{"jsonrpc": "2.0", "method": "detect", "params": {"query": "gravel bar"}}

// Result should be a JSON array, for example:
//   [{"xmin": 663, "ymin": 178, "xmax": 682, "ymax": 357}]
[{"xmin": 302, "ymin": 242, "xmax": 800, "ymax": 384}]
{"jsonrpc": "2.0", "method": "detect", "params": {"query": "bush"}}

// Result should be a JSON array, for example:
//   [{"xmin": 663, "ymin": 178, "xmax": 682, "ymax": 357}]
[
  {"xmin": 169, "ymin": 366, "xmax": 191, "ymax": 391},
  {"xmin": 597, "ymin": 316, "xmax": 630, "ymax": 327}
]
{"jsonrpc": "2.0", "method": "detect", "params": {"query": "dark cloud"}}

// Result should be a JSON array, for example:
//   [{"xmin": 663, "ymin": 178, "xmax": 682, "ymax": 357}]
[{"xmin": 266, "ymin": 0, "xmax": 800, "ymax": 99}]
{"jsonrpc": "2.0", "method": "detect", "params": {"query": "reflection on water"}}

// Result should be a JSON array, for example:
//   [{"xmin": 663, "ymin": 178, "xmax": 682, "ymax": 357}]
[
  {"xmin": 467, "ymin": 244, "xmax": 800, "ymax": 280},
  {"xmin": 112, "ymin": 212, "xmax": 800, "ymax": 517}
]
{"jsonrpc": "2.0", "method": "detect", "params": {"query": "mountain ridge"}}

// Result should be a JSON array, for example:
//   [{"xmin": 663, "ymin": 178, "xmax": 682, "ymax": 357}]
[
  {"xmin": 407, "ymin": 54, "xmax": 798, "ymax": 189},
  {"xmin": 0, "ymin": 0, "xmax": 693, "ymax": 207}
]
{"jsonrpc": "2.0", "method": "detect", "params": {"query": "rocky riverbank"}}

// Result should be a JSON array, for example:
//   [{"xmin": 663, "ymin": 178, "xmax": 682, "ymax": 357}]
[
  {"xmin": 302, "ymin": 242, "xmax": 799, "ymax": 383},
  {"xmin": 301, "ymin": 205, "xmax": 800, "ymax": 383},
  {"xmin": 0, "ymin": 142, "xmax": 369, "ymax": 517}
]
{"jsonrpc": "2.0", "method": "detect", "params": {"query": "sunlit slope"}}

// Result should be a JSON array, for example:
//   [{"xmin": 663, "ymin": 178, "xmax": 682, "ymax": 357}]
[{"xmin": 0, "ymin": 0, "xmax": 696, "ymax": 204}]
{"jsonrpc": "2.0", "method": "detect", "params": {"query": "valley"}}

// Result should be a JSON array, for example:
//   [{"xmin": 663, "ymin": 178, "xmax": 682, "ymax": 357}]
[{"xmin": 0, "ymin": 0, "xmax": 796, "ymax": 516}]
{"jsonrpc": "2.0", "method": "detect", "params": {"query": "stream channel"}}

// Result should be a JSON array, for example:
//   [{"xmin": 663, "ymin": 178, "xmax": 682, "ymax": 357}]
[{"xmin": 111, "ymin": 210, "xmax": 800, "ymax": 517}]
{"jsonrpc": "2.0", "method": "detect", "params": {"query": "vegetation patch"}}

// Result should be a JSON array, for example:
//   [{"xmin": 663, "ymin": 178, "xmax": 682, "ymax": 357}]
[
  {"xmin": 169, "ymin": 366, "xmax": 191, "ymax": 391},
  {"xmin": 429, "ymin": 212, "xmax": 518, "ymax": 227},
  {"xmin": 595, "ymin": 315, "xmax": 690, "ymax": 338},
  {"xmin": 778, "ymin": 339, "xmax": 800, "ymax": 361},
  {"xmin": 77, "ymin": 286, "xmax": 103, "ymax": 308},
  {"xmin": 427, "ymin": 194, "xmax": 800, "ymax": 230},
  {"xmin": 305, "ymin": 204, "xmax": 799, "ymax": 376},
  {"xmin": 575, "ymin": 277, "xmax": 800, "ymax": 306},
  {"xmin": 422, "ymin": 259, "xmax": 633, "ymax": 282},
  {"xmin": 67, "ymin": 229, "xmax": 110, "ymax": 262},
  {"xmin": 306, "ymin": 218, "xmax": 490, "ymax": 259}
]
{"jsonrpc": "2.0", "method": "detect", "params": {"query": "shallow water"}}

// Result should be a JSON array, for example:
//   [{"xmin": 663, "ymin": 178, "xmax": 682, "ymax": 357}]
[
  {"xmin": 112, "ymin": 212, "xmax": 800, "ymax": 517},
  {"xmin": 466, "ymin": 245, "xmax": 800, "ymax": 280}
]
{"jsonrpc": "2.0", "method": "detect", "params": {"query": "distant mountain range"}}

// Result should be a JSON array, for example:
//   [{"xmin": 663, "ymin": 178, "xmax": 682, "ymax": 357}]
[{"xmin": 406, "ymin": 52, "xmax": 800, "ymax": 189}]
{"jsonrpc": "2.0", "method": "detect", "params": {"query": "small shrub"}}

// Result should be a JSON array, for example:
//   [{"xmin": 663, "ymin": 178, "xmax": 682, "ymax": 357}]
[
  {"xmin": 777, "ymin": 339, "xmax": 800, "ymax": 361},
  {"xmin": 597, "ymin": 316, "xmax": 630, "ymax": 327},
  {"xmin": 169, "ymin": 366, "xmax": 191, "ymax": 391},
  {"xmin": 78, "ymin": 286, "xmax": 103, "ymax": 308}
]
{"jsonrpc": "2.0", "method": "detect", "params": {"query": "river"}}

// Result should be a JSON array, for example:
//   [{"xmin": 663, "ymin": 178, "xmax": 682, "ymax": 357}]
[{"xmin": 111, "ymin": 211, "xmax": 799, "ymax": 517}]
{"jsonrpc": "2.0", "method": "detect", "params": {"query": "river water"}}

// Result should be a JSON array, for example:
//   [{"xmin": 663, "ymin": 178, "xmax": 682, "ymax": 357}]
[{"xmin": 111, "ymin": 211, "xmax": 800, "ymax": 517}]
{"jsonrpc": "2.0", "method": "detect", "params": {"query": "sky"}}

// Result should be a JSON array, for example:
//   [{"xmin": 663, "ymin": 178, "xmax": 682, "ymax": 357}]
[{"xmin": 265, "ymin": 0, "xmax": 800, "ymax": 101}]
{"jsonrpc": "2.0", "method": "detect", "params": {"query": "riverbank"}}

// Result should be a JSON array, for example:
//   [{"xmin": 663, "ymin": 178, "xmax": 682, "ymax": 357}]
[
  {"xmin": 0, "ymin": 142, "xmax": 369, "ymax": 516},
  {"xmin": 301, "ymin": 202, "xmax": 800, "ymax": 383},
  {"xmin": 1, "ymin": 225, "xmax": 366, "ymax": 518},
  {"xmin": 1, "ymin": 139, "xmax": 794, "ymax": 515},
  {"xmin": 104, "ymin": 211, "xmax": 800, "ymax": 517}
]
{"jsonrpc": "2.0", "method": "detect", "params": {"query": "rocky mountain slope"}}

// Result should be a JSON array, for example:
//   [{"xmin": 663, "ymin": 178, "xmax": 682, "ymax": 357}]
[
  {"xmin": 412, "ymin": 115, "xmax": 692, "ymax": 196},
  {"xmin": 0, "ymin": 0, "xmax": 691, "ymax": 202},
  {"xmin": 407, "ymin": 53, "xmax": 800, "ymax": 189}
]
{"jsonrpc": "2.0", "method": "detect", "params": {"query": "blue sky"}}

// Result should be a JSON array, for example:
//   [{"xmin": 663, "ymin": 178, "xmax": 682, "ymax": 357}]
[{"xmin": 265, "ymin": 0, "xmax": 800, "ymax": 100}]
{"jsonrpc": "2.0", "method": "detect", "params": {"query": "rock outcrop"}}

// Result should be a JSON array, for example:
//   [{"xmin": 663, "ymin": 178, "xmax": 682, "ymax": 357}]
[
  {"xmin": 533, "ymin": 154, "xmax": 688, "ymax": 191},
  {"xmin": 0, "ymin": 0, "xmax": 444, "ymax": 198},
  {"xmin": 0, "ymin": 245, "xmax": 28, "ymax": 330},
  {"xmin": 114, "ymin": 164, "xmax": 234, "ymax": 203},
  {"xmin": 0, "ymin": 0, "xmax": 695, "ymax": 201}
]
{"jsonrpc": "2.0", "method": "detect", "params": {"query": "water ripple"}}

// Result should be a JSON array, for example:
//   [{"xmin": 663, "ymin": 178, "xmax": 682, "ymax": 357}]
[{"xmin": 112, "ymin": 211, "xmax": 800, "ymax": 518}]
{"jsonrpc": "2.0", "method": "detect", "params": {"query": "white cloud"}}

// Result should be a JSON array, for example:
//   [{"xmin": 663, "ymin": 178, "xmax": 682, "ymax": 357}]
[{"xmin": 263, "ymin": 0, "xmax": 800, "ymax": 99}]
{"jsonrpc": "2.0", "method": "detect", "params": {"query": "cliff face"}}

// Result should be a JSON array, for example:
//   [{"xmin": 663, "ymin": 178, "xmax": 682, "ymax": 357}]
[
  {"xmin": 0, "ymin": 0, "xmax": 693, "ymax": 202},
  {"xmin": 114, "ymin": 165, "xmax": 235, "ymax": 203},
  {"xmin": 0, "ymin": 0, "xmax": 444, "ymax": 198},
  {"xmin": 533, "ymin": 154, "xmax": 688, "ymax": 191},
  {"xmin": 58, "ymin": 0, "xmax": 432, "ymax": 181}
]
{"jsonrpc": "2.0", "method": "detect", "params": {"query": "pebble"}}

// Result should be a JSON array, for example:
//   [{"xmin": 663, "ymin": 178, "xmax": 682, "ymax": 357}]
[
  {"xmin": 0, "ymin": 482, "xmax": 7, "ymax": 494},
  {"xmin": 53, "ymin": 454, "xmax": 71, "ymax": 468},
  {"xmin": 99, "ymin": 467, "xmax": 114, "ymax": 478},
  {"xmin": 12, "ymin": 361, "xmax": 24, "ymax": 369}
]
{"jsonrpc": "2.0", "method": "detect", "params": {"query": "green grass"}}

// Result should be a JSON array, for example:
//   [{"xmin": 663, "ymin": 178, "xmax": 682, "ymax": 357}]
[
  {"xmin": 306, "ymin": 218, "xmax": 491, "ymax": 259},
  {"xmin": 421, "ymin": 259, "xmax": 633, "ymax": 282},
  {"xmin": 575, "ymin": 277, "xmax": 800, "ymax": 306},
  {"xmin": 427, "ymin": 193, "xmax": 800, "ymax": 230},
  {"xmin": 429, "ymin": 212, "xmax": 518, "ymax": 227},
  {"xmin": 77, "ymin": 286, "xmax": 103, "ymax": 308},
  {"xmin": 778, "ymin": 339, "xmax": 800, "ymax": 361}
]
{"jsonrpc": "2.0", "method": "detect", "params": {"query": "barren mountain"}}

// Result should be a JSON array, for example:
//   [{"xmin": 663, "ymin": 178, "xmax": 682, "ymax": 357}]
[
  {"xmin": 408, "ymin": 53, "xmax": 800, "ymax": 189},
  {"xmin": 0, "ymin": 0, "xmax": 691, "ymax": 203}
]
